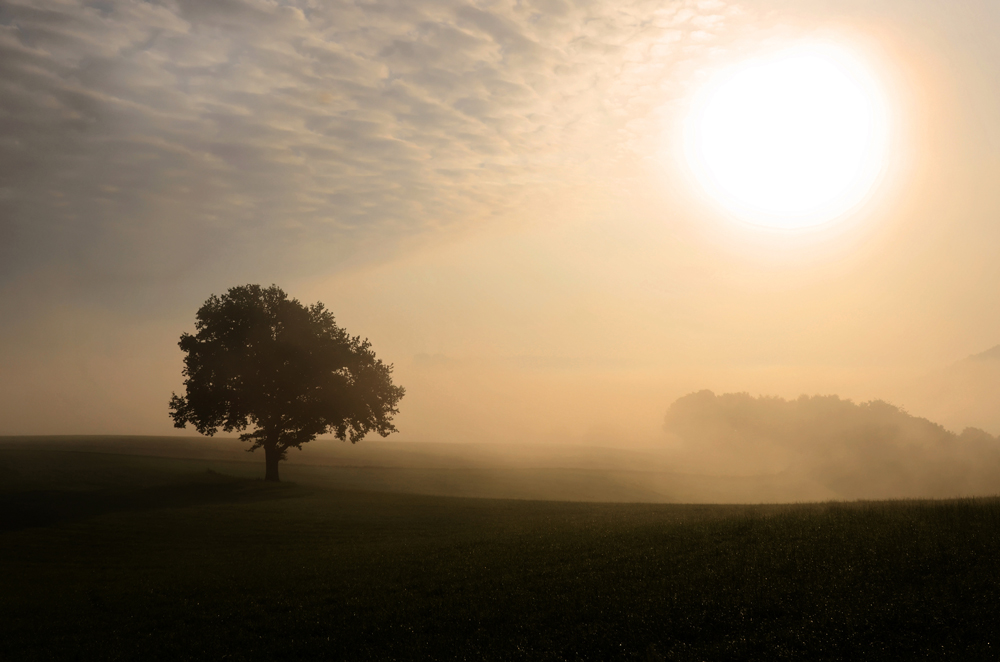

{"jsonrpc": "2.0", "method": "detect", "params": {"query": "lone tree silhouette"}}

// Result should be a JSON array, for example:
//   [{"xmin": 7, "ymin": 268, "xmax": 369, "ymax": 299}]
[{"xmin": 169, "ymin": 284, "xmax": 405, "ymax": 481}]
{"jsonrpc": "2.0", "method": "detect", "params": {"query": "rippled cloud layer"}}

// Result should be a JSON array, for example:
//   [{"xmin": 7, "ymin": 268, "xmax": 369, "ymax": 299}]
[{"xmin": 0, "ymin": 0, "xmax": 733, "ymax": 288}]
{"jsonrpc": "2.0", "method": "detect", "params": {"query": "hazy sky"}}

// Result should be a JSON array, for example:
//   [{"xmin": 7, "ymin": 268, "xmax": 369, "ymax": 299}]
[{"xmin": 2, "ymin": 0, "xmax": 999, "ymax": 442}]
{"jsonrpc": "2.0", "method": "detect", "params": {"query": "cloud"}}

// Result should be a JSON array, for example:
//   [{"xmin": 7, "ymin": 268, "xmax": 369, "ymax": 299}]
[{"xmin": 0, "ymin": 0, "xmax": 733, "ymax": 295}]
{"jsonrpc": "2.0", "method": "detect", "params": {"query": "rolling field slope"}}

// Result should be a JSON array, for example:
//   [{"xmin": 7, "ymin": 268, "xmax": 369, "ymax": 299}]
[{"xmin": 2, "ymin": 441, "xmax": 999, "ymax": 660}]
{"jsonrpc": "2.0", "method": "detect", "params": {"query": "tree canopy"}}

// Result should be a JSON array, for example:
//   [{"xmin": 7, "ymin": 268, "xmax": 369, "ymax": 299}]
[{"xmin": 169, "ymin": 284, "xmax": 405, "ymax": 481}]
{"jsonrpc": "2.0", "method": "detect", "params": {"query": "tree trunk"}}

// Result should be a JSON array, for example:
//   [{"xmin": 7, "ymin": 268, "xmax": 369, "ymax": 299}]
[{"xmin": 264, "ymin": 445, "xmax": 281, "ymax": 482}]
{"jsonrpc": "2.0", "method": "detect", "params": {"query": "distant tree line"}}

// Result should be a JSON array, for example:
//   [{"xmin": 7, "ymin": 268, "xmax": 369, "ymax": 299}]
[{"xmin": 664, "ymin": 391, "xmax": 1000, "ymax": 499}]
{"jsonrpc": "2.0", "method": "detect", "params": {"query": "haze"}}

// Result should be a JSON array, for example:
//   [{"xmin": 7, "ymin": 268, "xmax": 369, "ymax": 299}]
[{"xmin": 2, "ymin": 0, "xmax": 999, "ymax": 489}]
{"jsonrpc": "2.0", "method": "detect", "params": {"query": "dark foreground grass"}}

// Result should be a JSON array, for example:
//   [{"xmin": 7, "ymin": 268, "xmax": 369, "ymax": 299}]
[{"xmin": 2, "ymin": 449, "xmax": 999, "ymax": 661}]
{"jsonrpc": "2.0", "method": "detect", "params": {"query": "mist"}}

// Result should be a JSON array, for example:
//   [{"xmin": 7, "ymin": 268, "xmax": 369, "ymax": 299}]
[
  {"xmin": 2, "ymin": 0, "xmax": 1000, "ymax": 505},
  {"xmin": 6, "ymin": 2, "xmax": 1000, "ymax": 658},
  {"xmin": 663, "ymin": 390, "xmax": 1000, "ymax": 499}
]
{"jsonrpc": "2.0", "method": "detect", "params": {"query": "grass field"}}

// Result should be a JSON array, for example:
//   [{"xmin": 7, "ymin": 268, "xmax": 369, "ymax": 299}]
[
  {"xmin": 2, "ymin": 442, "xmax": 1000, "ymax": 660},
  {"xmin": 0, "ymin": 435, "xmax": 842, "ymax": 503}
]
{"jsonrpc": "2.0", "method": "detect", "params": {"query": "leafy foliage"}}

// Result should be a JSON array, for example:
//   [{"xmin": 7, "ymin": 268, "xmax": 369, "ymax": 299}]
[{"xmin": 169, "ymin": 285, "xmax": 404, "ymax": 471}]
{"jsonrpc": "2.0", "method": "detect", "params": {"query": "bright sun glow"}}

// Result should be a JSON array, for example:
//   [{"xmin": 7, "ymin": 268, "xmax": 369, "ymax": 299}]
[{"xmin": 686, "ymin": 43, "xmax": 890, "ymax": 229}]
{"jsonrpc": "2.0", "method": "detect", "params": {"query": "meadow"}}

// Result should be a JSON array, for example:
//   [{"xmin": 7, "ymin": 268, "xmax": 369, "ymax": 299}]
[{"xmin": 2, "ymin": 440, "xmax": 999, "ymax": 660}]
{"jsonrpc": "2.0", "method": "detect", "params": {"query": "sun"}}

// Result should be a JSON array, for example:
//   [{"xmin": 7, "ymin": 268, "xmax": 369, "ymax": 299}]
[{"xmin": 685, "ymin": 43, "xmax": 890, "ymax": 230}]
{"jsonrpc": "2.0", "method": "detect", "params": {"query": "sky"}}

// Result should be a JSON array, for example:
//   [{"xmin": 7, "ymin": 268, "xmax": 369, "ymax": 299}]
[{"xmin": 1, "ymin": 0, "xmax": 999, "ymax": 443}]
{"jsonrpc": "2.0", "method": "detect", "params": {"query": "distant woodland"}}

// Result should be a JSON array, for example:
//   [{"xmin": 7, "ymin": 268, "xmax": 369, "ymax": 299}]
[{"xmin": 665, "ymin": 391, "xmax": 1000, "ymax": 499}]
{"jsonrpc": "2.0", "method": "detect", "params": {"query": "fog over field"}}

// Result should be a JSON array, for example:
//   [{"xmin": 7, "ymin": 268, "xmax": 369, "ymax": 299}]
[
  {"xmin": 7, "ymin": 3, "xmax": 1000, "ymax": 660},
  {"xmin": 6, "ymin": 393, "xmax": 998, "ymax": 502}
]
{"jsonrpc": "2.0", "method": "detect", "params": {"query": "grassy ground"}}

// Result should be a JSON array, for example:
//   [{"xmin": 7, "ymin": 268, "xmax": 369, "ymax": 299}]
[
  {"xmin": 0, "ymin": 435, "xmax": 841, "ymax": 502},
  {"xmin": 2, "ymin": 447, "xmax": 999, "ymax": 660}
]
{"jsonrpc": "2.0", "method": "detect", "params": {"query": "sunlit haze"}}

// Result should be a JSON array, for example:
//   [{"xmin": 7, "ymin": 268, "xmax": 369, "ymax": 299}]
[
  {"xmin": 686, "ymin": 43, "xmax": 890, "ymax": 229},
  {"xmin": 6, "ymin": 4, "xmax": 1000, "ymax": 655},
  {"xmin": 2, "ymin": 0, "xmax": 1000, "ymax": 478}
]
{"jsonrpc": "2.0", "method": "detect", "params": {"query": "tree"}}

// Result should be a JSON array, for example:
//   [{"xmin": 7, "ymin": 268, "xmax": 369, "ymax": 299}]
[{"xmin": 169, "ymin": 284, "xmax": 405, "ymax": 481}]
